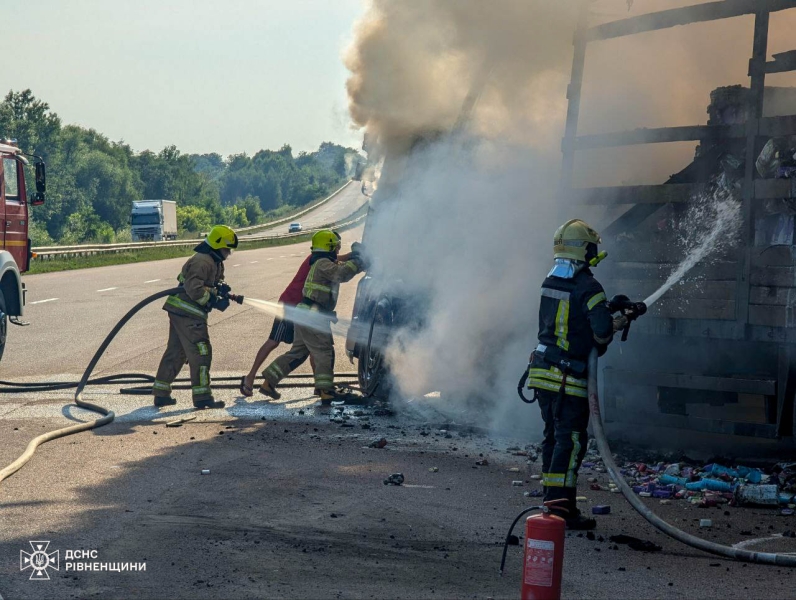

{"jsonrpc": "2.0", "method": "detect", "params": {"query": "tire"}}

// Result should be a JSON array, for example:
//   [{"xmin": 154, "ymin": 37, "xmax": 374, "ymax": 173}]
[
  {"xmin": 357, "ymin": 300, "xmax": 394, "ymax": 400},
  {"xmin": 0, "ymin": 290, "xmax": 8, "ymax": 363}
]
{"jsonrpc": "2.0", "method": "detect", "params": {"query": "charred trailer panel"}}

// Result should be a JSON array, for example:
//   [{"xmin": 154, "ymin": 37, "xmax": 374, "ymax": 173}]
[{"xmin": 561, "ymin": 0, "xmax": 796, "ymax": 452}]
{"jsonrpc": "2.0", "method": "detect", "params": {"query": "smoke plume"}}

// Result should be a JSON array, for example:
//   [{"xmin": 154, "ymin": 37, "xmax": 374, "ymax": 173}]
[{"xmin": 343, "ymin": 1, "xmax": 796, "ymax": 434}]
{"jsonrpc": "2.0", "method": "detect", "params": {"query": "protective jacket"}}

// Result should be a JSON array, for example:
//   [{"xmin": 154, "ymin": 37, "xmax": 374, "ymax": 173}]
[
  {"xmin": 164, "ymin": 247, "xmax": 225, "ymax": 320},
  {"xmin": 527, "ymin": 266, "xmax": 613, "ymax": 398},
  {"xmin": 301, "ymin": 254, "xmax": 362, "ymax": 312}
]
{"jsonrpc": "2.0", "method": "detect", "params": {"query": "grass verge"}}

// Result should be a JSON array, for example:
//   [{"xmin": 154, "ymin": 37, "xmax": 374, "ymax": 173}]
[
  {"xmin": 27, "ymin": 217, "xmax": 364, "ymax": 275},
  {"xmin": 28, "ymin": 232, "xmax": 316, "ymax": 275}
]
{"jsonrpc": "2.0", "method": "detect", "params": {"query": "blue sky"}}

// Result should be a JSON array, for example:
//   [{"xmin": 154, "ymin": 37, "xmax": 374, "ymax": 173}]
[{"xmin": 2, "ymin": 0, "xmax": 365, "ymax": 155}]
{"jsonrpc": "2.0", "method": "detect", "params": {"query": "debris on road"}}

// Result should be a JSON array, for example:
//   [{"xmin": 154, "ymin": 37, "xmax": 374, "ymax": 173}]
[
  {"xmin": 511, "ymin": 481, "xmax": 523, "ymax": 487},
  {"xmin": 201, "ymin": 469, "xmax": 210, "ymax": 475},
  {"xmin": 609, "ymin": 535, "xmax": 662, "ymax": 552},
  {"xmin": 592, "ymin": 505, "xmax": 611, "ymax": 515},
  {"xmin": 429, "ymin": 467, "xmax": 439, "ymax": 473},
  {"xmin": 369, "ymin": 438, "xmax": 388, "ymax": 449},
  {"xmin": 384, "ymin": 473, "xmax": 405, "ymax": 486},
  {"xmin": 475, "ymin": 459, "xmax": 489, "ymax": 466},
  {"xmin": 165, "ymin": 416, "xmax": 197, "ymax": 428},
  {"xmin": 700, "ymin": 519, "xmax": 713, "ymax": 528}
]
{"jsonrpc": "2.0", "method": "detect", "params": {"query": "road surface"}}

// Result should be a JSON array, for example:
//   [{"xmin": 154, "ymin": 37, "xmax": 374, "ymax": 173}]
[
  {"xmin": 1, "ymin": 198, "xmax": 795, "ymax": 598},
  {"xmin": 242, "ymin": 181, "xmax": 367, "ymax": 239}
]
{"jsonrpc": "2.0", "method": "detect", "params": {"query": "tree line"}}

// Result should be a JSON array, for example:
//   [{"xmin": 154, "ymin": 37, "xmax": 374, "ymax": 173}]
[{"xmin": 0, "ymin": 90, "xmax": 361, "ymax": 245}]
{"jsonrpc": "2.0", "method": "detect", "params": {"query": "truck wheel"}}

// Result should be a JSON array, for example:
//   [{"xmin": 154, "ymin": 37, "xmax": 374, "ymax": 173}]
[
  {"xmin": 358, "ymin": 300, "xmax": 394, "ymax": 400},
  {"xmin": 0, "ymin": 290, "xmax": 8, "ymax": 363}
]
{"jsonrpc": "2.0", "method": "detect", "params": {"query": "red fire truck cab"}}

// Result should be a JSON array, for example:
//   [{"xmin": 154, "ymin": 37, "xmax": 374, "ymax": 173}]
[{"xmin": 0, "ymin": 139, "xmax": 46, "ymax": 360}]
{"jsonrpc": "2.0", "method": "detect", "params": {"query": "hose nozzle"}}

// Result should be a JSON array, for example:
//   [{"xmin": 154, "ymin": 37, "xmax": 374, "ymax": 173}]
[{"xmin": 230, "ymin": 294, "xmax": 244, "ymax": 305}]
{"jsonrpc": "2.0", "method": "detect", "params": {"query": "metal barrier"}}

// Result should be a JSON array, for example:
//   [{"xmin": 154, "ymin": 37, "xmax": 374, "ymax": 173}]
[
  {"xmin": 33, "ymin": 209, "xmax": 367, "ymax": 260},
  {"xmin": 33, "ymin": 182, "xmax": 367, "ymax": 260}
]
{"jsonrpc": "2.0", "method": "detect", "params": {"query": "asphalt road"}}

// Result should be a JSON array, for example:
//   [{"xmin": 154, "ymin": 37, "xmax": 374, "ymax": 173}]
[
  {"xmin": 243, "ymin": 181, "xmax": 368, "ymax": 239},
  {"xmin": 1, "ymin": 179, "xmax": 796, "ymax": 598}
]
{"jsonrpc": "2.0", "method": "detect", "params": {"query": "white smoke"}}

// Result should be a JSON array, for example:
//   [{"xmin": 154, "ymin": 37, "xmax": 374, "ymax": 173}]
[{"xmin": 360, "ymin": 136, "xmax": 559, "ymax": 435}]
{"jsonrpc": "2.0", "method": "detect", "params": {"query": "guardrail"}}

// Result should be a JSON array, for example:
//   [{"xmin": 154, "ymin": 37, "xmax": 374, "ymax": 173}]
[
  {"xmin": 234, "ymin": 179, "xmax": 353, "ymax": 234},
  {"xmin": 32, "ymin": 206, "xmax": 368, "ymax": 260}
]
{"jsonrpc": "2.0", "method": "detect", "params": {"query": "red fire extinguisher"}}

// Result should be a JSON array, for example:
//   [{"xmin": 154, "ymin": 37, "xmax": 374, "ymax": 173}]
[
  {"xmin": 500, "ymin": 500, "xmax": 566, "ymax": 600},
  {"xmin": 521, "ymin": 510, "xmax": 565, "ymax": 600}
]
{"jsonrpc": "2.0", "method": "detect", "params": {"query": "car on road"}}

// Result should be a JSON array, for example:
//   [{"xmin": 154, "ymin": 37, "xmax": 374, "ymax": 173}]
[{"xmin": 288, "ymin": 222, "xmax": 302, "ymax": 233}]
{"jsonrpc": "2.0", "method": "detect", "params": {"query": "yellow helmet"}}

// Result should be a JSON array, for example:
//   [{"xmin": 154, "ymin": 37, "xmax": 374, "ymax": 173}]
[
  {"xmin": 205, "ymin": 225, "xmax": 239, "ymax": 251},
  {"xmin": 554, "ymin": 219, "xmax": 601, "ymax": 262},
  {"xmin": 311, "ymin": 229, "xmax": 341, "ymax": 253}
]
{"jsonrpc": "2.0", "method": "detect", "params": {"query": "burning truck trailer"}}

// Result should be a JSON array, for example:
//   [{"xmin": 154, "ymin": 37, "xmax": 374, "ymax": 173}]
[{"xmin": 561, "ymin": 0, "xmax": 796, "ymax": 453}]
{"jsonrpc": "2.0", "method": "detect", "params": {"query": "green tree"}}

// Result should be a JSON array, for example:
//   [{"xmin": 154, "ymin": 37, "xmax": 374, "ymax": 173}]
[{"xmin": 177, "ymin": 205, "xmax": 212, "ymax": 234}]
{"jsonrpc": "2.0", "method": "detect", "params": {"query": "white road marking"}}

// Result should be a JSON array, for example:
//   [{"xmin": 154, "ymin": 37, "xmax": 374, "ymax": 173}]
[
  {"xmin": 250, "ymin": 261, "xmax": 259, "ymax": 264},
  {"xmin": 267, "ymin": 258, "xmax": 274, "ymax": 261},
  {"xmin": 233, "ymin": 264, "xmax": 241, "ymax": 267},
  {"xmin": 96, "ymin": 287, "xmax": 117, "ymax": 292},
  {"xmin": 29, "ymin": 298, "xmax": 58, "ymax": 305},
  {"xmin": 144, "ymin": 279, "xmax": 161, "ymax": 283}
]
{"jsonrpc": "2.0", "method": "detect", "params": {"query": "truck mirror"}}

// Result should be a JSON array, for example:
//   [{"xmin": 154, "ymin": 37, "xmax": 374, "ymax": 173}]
[{"xmin": 30, "ymin": 161, "xmax": 46, "ymax": 206}]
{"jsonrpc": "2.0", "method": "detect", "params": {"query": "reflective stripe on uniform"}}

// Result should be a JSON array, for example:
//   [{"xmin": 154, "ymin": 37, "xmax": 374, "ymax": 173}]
[
  {"xmin": 197, "ymin": 342, "xmax": 209, "ymax": 356},
  {"xmin": 192, "ymin": 386, "xmax": 211, "ymax": 397},
  {"xmin": 587, "ymin": 292, "xmax": 607, "ymax": 311},
  {"xmin": 165, "ymin": 296, "xmax": 207, "ymax": 319},
  {"xmin": 199, "ymin": 366, "xmax": 210, "ymax": 387},
  {"xmin": 344, "ymin": 261, "xmax": 358, "ymax": 273},
  {"xmin": 543, "ymin": 473, "xmax": 566, "ymax": 487},
  {"xmin": 565, "ymin": 431, "xmax": 581, "ymax": 487},
  {"xmin": 152, "ymin": 380, "xmax": 171, "ymax": 392},
  {"xmin": 527, "ymin": 378, "xmax": 588, "ymax": 398},
  {"xmin": 303, "ymin": 263, "xmax": 332, "ymax": 296},
  {"xmin": 197, "ymin": 290, "xmax": 211, "ymax": 306},
  {"xmin": 528, "ymin": 367, "xmax": 587, "ymax": 389},
  {"xmin": 554, "ymin": 299, "xmax": 570, "ymax": 351},
  {"xmin": 541, "ymin": 288, "xmax": 570, "ymax": 301}
]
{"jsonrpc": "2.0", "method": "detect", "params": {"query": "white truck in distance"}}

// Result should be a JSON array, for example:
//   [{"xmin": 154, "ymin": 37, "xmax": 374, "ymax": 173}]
[{"xmin": 130, "ymin": 199, "xmax": 178, "ymax": 242}]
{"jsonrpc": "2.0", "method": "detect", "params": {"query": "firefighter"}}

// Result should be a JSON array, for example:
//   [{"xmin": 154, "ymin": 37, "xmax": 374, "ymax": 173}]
[
  {"xmin": 152, "ymin": 225, "xmax": 239, "ymax": 410},
  {"xmin": 526, "ymin": 219, "xmax": 624, "ymax": 530},
  {"xmin": 258, "ymin": 230, "xmax": 365, "ymax": 404}
]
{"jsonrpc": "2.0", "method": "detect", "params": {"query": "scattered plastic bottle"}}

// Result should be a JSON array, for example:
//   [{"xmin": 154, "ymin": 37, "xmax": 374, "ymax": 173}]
[{"xmin": 684, "ymin": 479, "xmax": 735, "ymax": 493}]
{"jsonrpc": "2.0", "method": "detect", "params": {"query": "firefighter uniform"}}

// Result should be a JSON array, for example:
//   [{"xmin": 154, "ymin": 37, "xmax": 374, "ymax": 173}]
[
  {"xmin": 153, "ymin": 225, "xmax": 238, "ymax": 408},
  {"xmin": 261, "ymin": 230, "xmax": 363, "ymax": 401},
  {"xmin": 526, "ymin": 219, "xmax": 613, "ymax": 528}
]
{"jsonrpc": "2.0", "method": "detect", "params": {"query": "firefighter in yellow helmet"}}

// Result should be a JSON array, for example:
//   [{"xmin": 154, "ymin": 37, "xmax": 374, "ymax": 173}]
[
  {"xmin": 152, "ymin": 225, "xmax": 239, "ymax": 410},
  {"xmin": 524, "ymin": 219, "xmax": 620, "ymax": 530},
  {"xmin": 259, "ymin": 230, "xmax": 366, "ymax": 404}
]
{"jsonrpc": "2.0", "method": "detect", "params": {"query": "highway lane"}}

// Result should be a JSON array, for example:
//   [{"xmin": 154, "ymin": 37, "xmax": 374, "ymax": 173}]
[
  {"xmin": 1, "ymin": 188, "xmax": 367, "ymax": 380},
  {"xmin": 242, "ymin": 180, "xmax": 367, "ymax": 238}
]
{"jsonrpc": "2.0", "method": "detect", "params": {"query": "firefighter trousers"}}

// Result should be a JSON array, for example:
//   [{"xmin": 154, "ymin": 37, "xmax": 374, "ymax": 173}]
[
  {"xmin": 262, "ymin": 321, "xmax": 334, "ymax": 391},
  {"xmin": 536, "ymin": 388, "xmax": 590, "ymax": 509},
  {"xmin": 153, "ymin": 312, "xmax": 213, "ymax": 403}
]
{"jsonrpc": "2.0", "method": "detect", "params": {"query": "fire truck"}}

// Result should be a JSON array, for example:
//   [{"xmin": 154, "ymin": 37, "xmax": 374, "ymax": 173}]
[{"xmin": 0, "ymin": 139, "xmax": 46, "ymax": 361}]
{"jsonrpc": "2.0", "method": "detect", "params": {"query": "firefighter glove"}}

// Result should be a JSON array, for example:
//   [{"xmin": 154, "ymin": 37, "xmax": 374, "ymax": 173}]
[
  {"xmin": 612, "ymin": 315, "xmax": 629, "ymax": 332},
  {"xmin": 210, "ymin": 295, "xmax": 231, "ymax": 312}
]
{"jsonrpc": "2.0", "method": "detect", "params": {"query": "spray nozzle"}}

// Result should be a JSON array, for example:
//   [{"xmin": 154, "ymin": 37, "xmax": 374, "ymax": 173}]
[{"xmin": 589, "ymin": 250, "xmax": 608, "ymax": 268}]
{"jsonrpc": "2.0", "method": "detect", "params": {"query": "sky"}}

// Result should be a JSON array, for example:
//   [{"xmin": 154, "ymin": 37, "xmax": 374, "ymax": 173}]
[{"xmin": 1, "ymin": 0, "xmax": 366, "ymax": 156}]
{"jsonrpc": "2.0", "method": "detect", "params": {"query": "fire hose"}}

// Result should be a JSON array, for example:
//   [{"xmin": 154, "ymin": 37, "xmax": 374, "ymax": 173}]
[
  {"xmin": 0, "ymin": 287, "xmax": 357, "ymax": 485},
  {"xmin": 587, "ymin": 346, "xmax": 796, "ymax": 567},
  {"xmin": 508, "ymin": 295, "xmax": 796, "ymax": 570}
]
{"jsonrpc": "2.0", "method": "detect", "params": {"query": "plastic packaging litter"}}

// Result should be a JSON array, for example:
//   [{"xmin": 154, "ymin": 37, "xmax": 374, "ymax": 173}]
[
  {"xmin": 592, "ymin": 505, "xmax": 611, "ymax": 515},
  {"xmin": 735, "ymin": 484, "xmax": 779, "ymax": 506},
  {"xmin": 684, "ymin": 479, "xmax": 735, "ymax": 493}
]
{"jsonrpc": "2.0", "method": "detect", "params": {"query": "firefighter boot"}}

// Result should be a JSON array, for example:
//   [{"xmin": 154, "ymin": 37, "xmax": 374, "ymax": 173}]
[
  {"xmin": 562, "ymin": 488, "xmax": 596, "ymax": 530},
  {"xmin": 154, "ymin": 396, "xmax": 177, "ymax": 408},
  {"xmin": 258, "ymin": 381, "xmax": 282, "ymax": 400},
  {"xmin": 193, "ymin": 398, "xmax": 226, "ymax": 410},
  {"xmin": 318, "ymin": 388, "xmax": 361, "ymax": 406}
]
